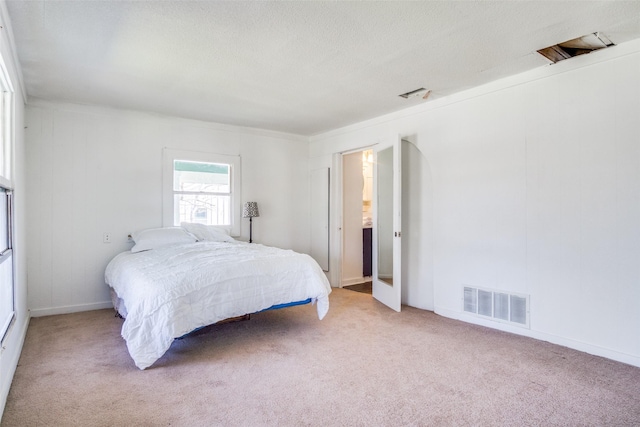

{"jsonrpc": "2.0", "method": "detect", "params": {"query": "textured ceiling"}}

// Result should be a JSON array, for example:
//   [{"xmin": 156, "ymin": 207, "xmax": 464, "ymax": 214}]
[{"xmin": 5, "ymin": 1, "xmax": 640, "ymax": 135}]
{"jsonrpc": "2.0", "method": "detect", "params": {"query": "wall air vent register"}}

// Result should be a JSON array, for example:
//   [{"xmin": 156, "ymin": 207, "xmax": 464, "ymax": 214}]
[{"xmin": 463, "ymin": 286, "xmax": 529, "ymax": 328}]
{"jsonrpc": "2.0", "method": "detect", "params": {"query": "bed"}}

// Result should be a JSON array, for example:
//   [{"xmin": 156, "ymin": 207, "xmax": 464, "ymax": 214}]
[{"xmin": 105, "ymin": 225, "xmax": 332, "ymax": 370}]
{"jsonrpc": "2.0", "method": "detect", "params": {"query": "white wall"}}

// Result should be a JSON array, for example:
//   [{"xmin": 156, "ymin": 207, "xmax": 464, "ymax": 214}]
[
  {"xmin": 310, "ymin": 40, "xmax": 640, "ymax": 367},
  {"xmin": 0, "ymin": 2, "xmax": 27, "ymax": 420},
  {"xmin": 25, "ymin": 100, "xmax": 311, "ymax": 316},
  {"xmin": 401, "ymin": 140, "xmax": 433, "ymax": 310}
]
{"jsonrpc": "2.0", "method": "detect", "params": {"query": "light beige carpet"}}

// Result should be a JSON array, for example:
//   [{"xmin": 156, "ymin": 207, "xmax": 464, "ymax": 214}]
[{"xmin": 2, "ymin": 289, "xmax": 639, "ymax": 426}]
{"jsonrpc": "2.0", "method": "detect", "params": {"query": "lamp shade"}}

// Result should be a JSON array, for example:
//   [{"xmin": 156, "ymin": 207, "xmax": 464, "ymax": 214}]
[{"xmin": 242, "ymin": 202, "xmax": 260, "ymax": 218}]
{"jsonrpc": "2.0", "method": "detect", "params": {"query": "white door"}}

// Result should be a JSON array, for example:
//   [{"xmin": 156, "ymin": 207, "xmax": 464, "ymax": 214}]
[{"xmin": 372, "ymin": 135, "xmax": 402, "ymax": 312}]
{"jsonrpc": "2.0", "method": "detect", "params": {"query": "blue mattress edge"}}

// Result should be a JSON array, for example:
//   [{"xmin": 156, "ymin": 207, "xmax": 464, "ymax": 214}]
[
  {"xmin": 177, "ymin": 298, "xmax": 313, "ymax": 339},
  {"xmin": 259, "ymin": 298, "xmax": 312, "ymax": 312}
]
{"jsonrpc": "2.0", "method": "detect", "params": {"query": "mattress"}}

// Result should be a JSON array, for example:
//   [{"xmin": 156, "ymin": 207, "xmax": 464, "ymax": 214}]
[{"xmin": 105, "ymin": 241, "xmax": 332, "ymax": 369}]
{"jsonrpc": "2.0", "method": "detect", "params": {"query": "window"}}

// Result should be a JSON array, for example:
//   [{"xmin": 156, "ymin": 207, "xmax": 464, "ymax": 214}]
[
  {"xmin": 0, "ymin": 188, "xmax": 13, "ymax": 342},
  {"xmin": 0, "ymin": 53, "xmax": 14, "ymax": 343},
  {"xmin": 163, "ymin": 149, "xmax": 241, "ymax": 236},
  {"xmin": 173, "ymin": 160, "xmax": 231, "ymax": 226}
]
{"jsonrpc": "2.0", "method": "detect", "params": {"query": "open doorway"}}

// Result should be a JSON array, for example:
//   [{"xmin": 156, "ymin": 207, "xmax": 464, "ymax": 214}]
[
  {"xmin": 329, "ymin": 139, "xmax": 434, "ymax": 310},
  {"xmin": 341, "ymin": 149, "xmax": 373, "ymax": 294}
]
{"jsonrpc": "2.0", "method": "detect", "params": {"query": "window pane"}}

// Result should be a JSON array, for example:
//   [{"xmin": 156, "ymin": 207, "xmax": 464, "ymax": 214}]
[
  {"xmin": 0, "ymin": 253, "xmax": 12, "ymax": 327},
  {"xmin": 0, "ymin": 92, "xmax": 5, "ymax": 179},
  {"xmin": 0, "ymin": 189, "xmax": 11, "ymax": 339},
  {"xmin": 175, "ymin": 194, "xmax": 230, "ymax": 226},
  {"xmin": 173, "ymin": 160, "xmax": 229, "ymax": 193},
  {"xmin": 0, "ymin": 189, "xmax": 6, "ymax": 253}
]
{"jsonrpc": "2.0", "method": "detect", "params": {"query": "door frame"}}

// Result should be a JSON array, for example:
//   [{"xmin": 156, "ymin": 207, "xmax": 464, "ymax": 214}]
[{"xmin": 330, "ymin": 145, "xmax": 375, "ymax": 288}]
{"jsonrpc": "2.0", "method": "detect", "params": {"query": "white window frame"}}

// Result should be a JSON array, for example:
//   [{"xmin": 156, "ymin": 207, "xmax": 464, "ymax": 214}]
[
  {"xmin": 162, "ymin": 148, "xmax": 241, "ymax": 236},
  {"xmin": 0, "ymin": 51, "xmax": 14, "ymax": 344}
]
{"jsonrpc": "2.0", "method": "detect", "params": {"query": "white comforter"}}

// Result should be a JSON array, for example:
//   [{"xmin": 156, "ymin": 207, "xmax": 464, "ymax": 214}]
[{"xmin": 105, "ymin": 241, "xmax": 332, "ymax": 369}]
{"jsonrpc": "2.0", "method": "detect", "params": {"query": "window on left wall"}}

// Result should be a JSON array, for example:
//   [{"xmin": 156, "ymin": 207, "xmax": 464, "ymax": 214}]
[
  {"xmin": 0, "ymin": 55, "xmax": 15, "ymax": 343},
  {"xmin": 163, "ymin": 149, "xmax": 241, "ymax": 236},
  {"xmin": 0, "ymin": 188, "xmax": 13, "ymax": 342}
]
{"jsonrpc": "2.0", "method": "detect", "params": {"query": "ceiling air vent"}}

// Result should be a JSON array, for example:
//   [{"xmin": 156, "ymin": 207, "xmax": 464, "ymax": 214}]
[
  {"xmin": 399, "ymin": 88, "xmax": 431, "ymax": 100},
  {"xmin": 537, "ymin": 32, "xmax": 614, "ymax": 63}
]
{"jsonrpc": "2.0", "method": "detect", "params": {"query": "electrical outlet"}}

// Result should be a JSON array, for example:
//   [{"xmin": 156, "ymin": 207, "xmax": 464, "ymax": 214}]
[{"xmin": 103, "ymin": 232, "xmax": 111, "ymax": 243}]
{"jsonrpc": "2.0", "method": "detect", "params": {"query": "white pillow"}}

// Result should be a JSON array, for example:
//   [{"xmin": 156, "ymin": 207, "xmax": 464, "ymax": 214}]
[
  {"xmin": 180, "ymin": 222, "xmax": 235, "ymax": 242},
  {"xmin": 131, "ymin": 227, "xmax": 197, "ymax": 253}
]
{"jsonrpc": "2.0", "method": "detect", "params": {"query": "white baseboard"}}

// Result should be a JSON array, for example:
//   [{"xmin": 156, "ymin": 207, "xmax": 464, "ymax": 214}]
[
  {"xmin": 0, "ymin": 314, "xmax": 30, "ymax": 422},
  {"xmin": 30, "ymin": 301, "xmax": 114, "ymax": 318},
  {"xmin": 435, "ymin": 306, "xmax": 640, "ymax": 368},
  {"xmin": 341, "ymin": 277, "xmax": 368, "ymax": 287}
]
